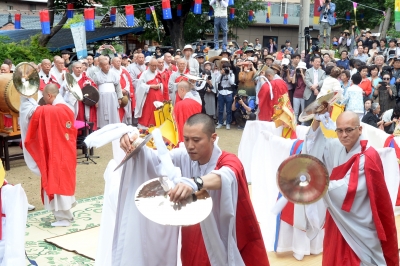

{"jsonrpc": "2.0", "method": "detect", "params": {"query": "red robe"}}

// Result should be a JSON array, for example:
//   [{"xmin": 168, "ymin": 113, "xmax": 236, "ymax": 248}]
[
  {"xmin": 383, "ymin": 135, "xmax": 400, "ymax": 206},
  {"xmin": 173, "ymin": 98, "xmax": 202, "ymax": 142},
  {"xmin": 138, "ymin": 73, "xmax": 164, "ymax": 127},
  {"xmin": 76, "ymin": 72, "xmax": 98, "ymax": 130},
  {"xmin": 323, "ymin": 141, "xmax": 398, "ymax": 266},
  {"xmin": 24, "ymin": 104, "xmax": 77, "ymax": 204},
  {"xmin": 181, "ymin": 152, "xmax": 270, "ymax": 266},
  {"xmin": 39, "ymin": 74, "xmax": 60, "ymax": 91},
  {"xmin": 258, "ymin": 79, "xmax": 288, "ymax": 121},
  {"xmin": 118, "ymin": 68, "xmax": 135, "ymax": 122},
  {"xmin": 159, "ymin": 69, "xmax": 171, "ymax": 101}
]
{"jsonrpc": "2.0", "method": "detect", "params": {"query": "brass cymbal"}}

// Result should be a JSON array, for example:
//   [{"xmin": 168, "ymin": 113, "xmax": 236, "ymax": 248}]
[
  {"xmin": 277, "ymin": 154, "xmax": 329, "ymax": 204},
  {"xmin": 65, "ymin": 73, "xmax": 83, "ymax": 101},
  {"xmin": 13, "ymin": 62, "xmax": 40, "ymax": 97},
  {"xmin": 299, "ymin": 91, "xmax": 340, "ymax": 122},
  {"xmin": 135, "ymin": 178, "xmax": 213, "ymax": 226}
]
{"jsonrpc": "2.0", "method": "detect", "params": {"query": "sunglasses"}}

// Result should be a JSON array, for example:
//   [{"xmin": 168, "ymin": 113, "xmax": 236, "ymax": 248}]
[{"xmin": 382, "ymin": 78, "xmax": 390, "ymax": 80}]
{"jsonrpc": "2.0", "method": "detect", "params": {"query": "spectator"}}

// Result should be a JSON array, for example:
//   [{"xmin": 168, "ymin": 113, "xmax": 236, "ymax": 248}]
[
  {"xmin": 264, "ymin": 55, "xmax": 274, "ymax": 67},
  {"xmin": 363, "ymin": 30, "xmax": 374, "ymax": 49},
  {"xmin": 143, "ymin": 44, "xmax": 152, "ymax": 57},
  {"xmin": 369, "ymin": 40, "xmax": 379, "ymax": 57},
  {"xmin": 377, "ymin": 38, "xmax": 388, "ymax": 58},
  {"xmin": 291, "ymin": 53, "xmax": 301, "ymax": 69},
  {"xmin": 340, "ymin": 70, "xmax": 351, "ymax": 96},
  {"xmin": 342, "ymin": 72, "xmax": 364, "ymax": 119},
  {"xmin": 216, "ymin": 62, "xmax": 235, "ymax": 130},
  {"xmin": 254, "ymin": 38, "xmax": 262, "ymax": 50},
  {"xmin": 338, "ymin": 29, "xmax": 353, "ymax": 53},
  {"xmin": 387, "ymin": 39, "xmax": 397, "ymax": 63},
  {"xmin": 392, "ymin": 58, "xmax": 400, "ymax": 81},
  {"xmin": 154, "ymin": 47, "xmax": 162, "ymax": 59},
  {"xmin": 242, "ymin": 40, "xmax": 249, "ymax": 52},
  {"xmin": 231, "ymin": 90, "xmax": 256, "ymax": 129},
  {"xmin": 362, "ymin": 102, "xmax": 384, "ymax": 128},
  {"xmin": 318, "ymin": 66, "xmax": 342, "ymax": 98},
  {"xmin": 291, "ymin": 62, "xmax": 307, "ymax": 123},
  {"xmin": 349, "ymin": 59, "xmax": 362, "ymax": 77},
  {"xmin": 381, "ymin": 103, "xmax": 400, "ymax": 134},
  {"xmin": 175, "ymin": 49, "xmax": 182, "ymax": 57},
  {"xmin": 267, "ymin": 38, "xmax": 277, "ymax": 54},
  {"xmin": 281, "ymin": 58, "xmax": 294, "ymax": 105},
  {"xmin": 321, "ymin": 53, "xmax": 331, "ymax": 70},
  {"xmin": 300, "ymin": 50, "xmax": 306, "ymax": 61},
  {"xmin": 364, "ymin": 98, "xmax": 373, "ymax": 115},
  {"xmin": 238, "ymin": 60, "xmax": 256, "ymax": 97},
  {"xmin": 358, "ymin": 65, "xmax": 372, "ymax": 98},
  {"xmin": 368, "ymin": 64, "xmax": 381, "ymax": 99},
  {"xmin": 318, "ymin": 0, "xmax": 336, "ymax": 48},
  {"xmin": 353, "ymin": 45, "xmax": 368, "ymax": 63},
  {"xmin": 282, "ymin": 40, "xmax": 294, "ymax": 54},
  {"xmin": 336, "ymin": 51, "xmax": 350, "ymax": 70},
  {"xmin": 276, "ymin": 45, "xmax": 285, "ymax": 60},
  {"xmin": 194, "ymin": 44, "xmax": 202, "ymax": 54},
  {"xmin": 373, "ymin": 72, "xmax": 397, "ymax": 115}
]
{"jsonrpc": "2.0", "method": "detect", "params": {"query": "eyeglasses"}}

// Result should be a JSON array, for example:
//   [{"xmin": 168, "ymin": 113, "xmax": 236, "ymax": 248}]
[
  {"xmin": 382, "ymin": 78, "xmax": 390, "ymax": 80},
  {"xmin": 335, "ymin": 126, "xmax": 359, "ymax": 134}
]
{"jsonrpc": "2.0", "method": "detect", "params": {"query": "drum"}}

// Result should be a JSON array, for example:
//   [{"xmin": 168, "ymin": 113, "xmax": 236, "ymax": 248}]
[
  {"xmin": 81, "ymin": 85, "xmax": 99, "ymax": 106},
  {"xmin": 0, "ymin": 73, "xmax": 20, "ymax": 113}
]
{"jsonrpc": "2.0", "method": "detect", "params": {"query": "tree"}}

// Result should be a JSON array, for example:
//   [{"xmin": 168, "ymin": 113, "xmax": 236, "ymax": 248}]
[
  {"xmin": 112, "ymin": 0, "xmax": 266, "ymax": 49},
  {"xmin": 38, "ymin": 0, "xmax": 107, "ymax": 47}
]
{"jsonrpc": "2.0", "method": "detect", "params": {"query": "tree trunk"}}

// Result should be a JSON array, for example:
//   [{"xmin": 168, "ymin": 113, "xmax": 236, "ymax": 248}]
[
  {"xmin": 167, "ymin": 19, "xmax": 186, "ymax": 49},
  {"xmin": 380, "ymin": 8, "xmax": 391, "ymax": 40},
  {"xmin": 38, "ymin": 0, "xmax": 67, "ymax": 47}
]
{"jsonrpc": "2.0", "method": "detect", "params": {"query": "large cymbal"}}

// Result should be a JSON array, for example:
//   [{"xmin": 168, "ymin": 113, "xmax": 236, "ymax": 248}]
[
  {"xmin": 135, "ymin": 178, "xmax": 213, "ymax": 226},
  {"xmin": 299, "ymin": 91, "xmax": 340, "ymax": 122},
  {"xmin": 277, "ymin": 154, "xmax": 329, "ymax": 204},
  {"xmin": 13, "ymin": 62, "xmax": 39, "ymax": 97},
  {"xmin": 65, "ymin": 73, "xmax": 83, "ymax": 101}
]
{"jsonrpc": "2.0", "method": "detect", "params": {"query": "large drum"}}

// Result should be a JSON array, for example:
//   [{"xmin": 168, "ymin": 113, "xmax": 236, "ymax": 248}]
[
  {"xmin": 0, "ymin": 73, "xmax": 20, "ymax": 113},
  {"xmin": 82, "ymin": 85, "xmax": 99, "ymax": 106}
]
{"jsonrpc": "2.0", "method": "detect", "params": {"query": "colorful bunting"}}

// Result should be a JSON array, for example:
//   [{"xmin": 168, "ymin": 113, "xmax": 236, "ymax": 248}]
[
  {"xmin": 177, "ymin": 4, "xmax": 182, "ymax": 17},
  {"xmin": 333, "ymin": 12, "xmax": 336, "ymax": 23},
  {"xmin": 249, "ymin": 10, "xmax": 254, "ymax": 22},
  {"xmin": 162, "ymin": 0, "xmax": 172, "ymax": 19},
  {"xmin": 353, "ymin": 2, "xmax": 358, "ymax": 26},
  {"xmin": 14, "ymin": 14, "xmax": 21, "ymax": 29},
  {"xmin": 84, "ymin": 8, "xmax": 95, "ymax": 31},
  {"xmin": 110, "ymin": 7, "xmax": 117, "ymax": 22},
  {"xmin": 146, "ymin": 7, "xmax": 151, "ymax": 21},
  {"xmin": 39, "ymin": 10, "xmax": 50, "ymax": 35},
  {"xmin": 313, "ymin": 0, "xmax": 320, "ymax": 24},
  {"xmin": 345, "ymin": 11, "xmax": 351, "ymax": 21},
  {"xmin": 67, "ymin": 3, "xmax": 74, "ymax": 19},
  {"xmin": 396, "ymin": 0, "xmax": 400, "ymax": 31},
  {"xmin": 150, "ymin": 6, "xmax": 159, "ymax": 28},
  {"xmin": 283, "ymin": 13, "xmax": 288, "ymax": 24},
  {"xmin": 359, "ymin": 12, "xmax": 364, "ymax": 20},
  {"xmin": 229, "ymin": 8, "xmax": 235, "ymax": 20},
  {"xmin": 193, "ymin": 0, "xmax": 202, "ymax": 15},
  {"xmin": 125, "ymin": 5, "xmax": 134, "ymax": 27},
  {"xmin": 209, "ymin": 6, "xmax": 214, "ymax": 16},
  {"xmin": 266, "ymin": 2, "xmax": 271, "ymax": 23},
  {"xmin": 228, "ymin": 0, "xmax": 234, "ymax": 6}
]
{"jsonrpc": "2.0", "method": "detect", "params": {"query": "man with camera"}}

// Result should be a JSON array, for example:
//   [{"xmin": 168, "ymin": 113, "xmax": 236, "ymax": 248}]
[
  {"xmin": 216, "ymin": 62, "xmax": 235, "ymax": 130},
  {"xmin": 338, "ymin": 28, "xmax": 353, "ymax": 54},
  {"xmin": 281, "ymin": 58, "xmax": 295, "ymax": 105},
  {"xmin": 210, "ymin": 0, "xmax": 228, "ymax": 50},
  {"xmin": 231, "ymin": 90, "xmax": 256, "ymax": 129},
  {"xmin": 318, "ymin": 0, "xmax": 336, "ymax": 48}
]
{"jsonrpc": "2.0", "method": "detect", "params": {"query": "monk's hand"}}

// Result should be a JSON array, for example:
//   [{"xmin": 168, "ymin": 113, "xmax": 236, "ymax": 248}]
[
  {"xmin": 95, "ymin": 103, "xmax": 99, "ymax": 108},
  {"xmin": 118, "ymin": 99, "xmax": 122, "ymax": 105},
  {"xmin": 168, "ymin": 183, "xmax": 194, "ymax": 203},
  {"xmin": 120, "ymin": 133, "xmax": 136, "ymax": 154}
]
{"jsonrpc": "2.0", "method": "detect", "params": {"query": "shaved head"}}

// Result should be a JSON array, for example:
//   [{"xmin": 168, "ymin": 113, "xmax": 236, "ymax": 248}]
[
  {"xmin": 337, "ymin": 111, "xmax": 360, "ymax": 126},
  {"xmin": 0, "ymin": 64, "xmax": 10, "ymax": 73},
  {"xmin": 336, "ymin": 111, "xmax": 362, "ymax": 152},
  {"xmin": 185, "ymin": 113, "xmax": 215, "ymax": 138}
]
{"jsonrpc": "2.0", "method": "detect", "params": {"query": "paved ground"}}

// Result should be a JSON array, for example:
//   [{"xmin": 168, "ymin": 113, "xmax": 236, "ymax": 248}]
[{"xmin": 6, "ymin": 126, "xmax": 243, "ymax": 211}]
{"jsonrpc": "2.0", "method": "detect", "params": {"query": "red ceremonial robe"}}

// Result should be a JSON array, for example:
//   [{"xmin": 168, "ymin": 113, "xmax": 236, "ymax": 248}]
[
  {"xmin": 24, "ymin": 104, "xmax": 77, "ymax": 204},
  {"xmin": 323, "ymin": 141, "xmax": 398, "ymax": 266},
  {"xmin": 258, "ymin": 79, "xmax": 288, "ymax": 121},
  {"xmin": 118, "ymin": 68, "xmax": 135, "ymax": 122},
  {"xmin": 159, "ymin": 69, "xmax": 171, "ymax": 101},
  {"xmin": 173, "ymin": 98, "xmax": 202, "ymax": 143},
  {"xmin": 39, "ymin": 75, "xmax": 60, "ymax": 91},
  {"xmin": 181, "ymin": 152, "xmax": 270, "ymax": 266},
  {"xmin": 77, "ymin": 72, "xmax": 98, "ymax": 130},
  {"xmin": 383, "ymin": 135, "xmax": 400, "ymax": 206},
  {"xmin": 138, "ymin": 73, "xmax": 164, "ymax": 127}
]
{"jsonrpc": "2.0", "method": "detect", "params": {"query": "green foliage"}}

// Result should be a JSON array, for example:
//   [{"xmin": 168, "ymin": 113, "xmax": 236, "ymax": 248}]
[
  {"xmin": 0, "ymin": 35, "xmax": 55, "ymax": 64},
  {"xmin": 62, "ymin": 14, "xmax": 101, "ymax": 29}
]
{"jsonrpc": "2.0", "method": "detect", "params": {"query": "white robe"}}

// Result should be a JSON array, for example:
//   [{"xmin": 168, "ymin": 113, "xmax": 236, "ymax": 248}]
[
  {"xmin": 112, "ymin": 67, "xmax": 132, "ymax": 125},
  {"xmin": 50, "ymin": 66, "xmax": 64, "ymax": 85},
  {"xmin": 92, "ymin": 70, "xmax": 123, "ymax": 128},
  {"xmin": 59, "ymin": 73, "xmax": 81, "ymax": 119},
  {"xmin": 0, "ymin": 183, "xmax": 28, "ymax": 266},
  {"xmin": 112, "ymin": 143, "xmax": 243, "ymax": 265},
  {"xmin": 127, "ymin": 63, "xmax": 146, "ymax": 89},
  {"xmin": 19, "ymin": 94, "xmax": 76, "ymax": 220}
]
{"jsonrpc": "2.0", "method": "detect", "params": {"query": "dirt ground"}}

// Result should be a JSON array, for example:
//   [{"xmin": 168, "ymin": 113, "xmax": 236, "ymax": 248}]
[{"xmin": 6, "ymin": 126, "xmax": 243, "ymax": 211}]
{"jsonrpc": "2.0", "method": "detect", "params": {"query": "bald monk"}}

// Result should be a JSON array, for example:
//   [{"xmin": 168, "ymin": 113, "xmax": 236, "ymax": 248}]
[
  {"xmin": 0, "ymin": 64, "xmax": 9, "ymax": 73},
  {"xmin": 20, "ymin": 84, "xmax": 77, "ymax": 227},
  {"xmin": 307, "ymin": 110, "xmax": 398, "ymax": 265},
  {"xmin": 173, "ymin": 80, "xmax": 202, "ymax": 142}
]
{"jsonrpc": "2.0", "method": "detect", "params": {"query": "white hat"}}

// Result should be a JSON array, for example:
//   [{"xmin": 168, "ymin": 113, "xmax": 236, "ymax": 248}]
[
  {"xmin": 296, "ymin": 62, "xmax": 307, "ymax": 70},
  {"xmin": 282, "ymin": 58, "xmax": 290, "ymax": 66},
  {"xmin": 192, "ymin": 53, "xmax": 197, "ymax": 58},
  {"xmin": 243, "ymin": 40, "xmax": 248, "ymax": 43},
  {"xmin": 183, "ymin": 44, "xmax": 193, "ymax": 51},
  {"xmin": 145, "ymin": 56, "xmax": 152, "ymax": 64},
  {"xmin": 204, "ymin": 61, "xmax": 212, "ymax": 65},
  {"xmin": 221, "ymin": 58, "xmax": 229, "ymax": 62}
]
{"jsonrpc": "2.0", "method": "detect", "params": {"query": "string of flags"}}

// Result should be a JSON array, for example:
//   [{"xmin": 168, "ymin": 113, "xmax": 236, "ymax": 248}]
[{"xmin": 13, "ymin": 0, "xmax": 389, "ymax": 33}]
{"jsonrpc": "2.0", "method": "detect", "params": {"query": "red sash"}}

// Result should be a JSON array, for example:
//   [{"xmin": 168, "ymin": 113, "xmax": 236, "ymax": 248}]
[
  {"xmin": 39, "ymin": 74, "xmax": 60, "ymax": 91},
  {"xmin": 137, "ymin": 74, "xmax": 164, "ymax": 127}
]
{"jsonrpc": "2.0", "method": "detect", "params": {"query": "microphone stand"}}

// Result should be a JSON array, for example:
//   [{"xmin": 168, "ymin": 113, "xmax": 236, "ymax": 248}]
[{"xmin": 78, "ymin": 95, "xmax": 99, "ymax": 165}]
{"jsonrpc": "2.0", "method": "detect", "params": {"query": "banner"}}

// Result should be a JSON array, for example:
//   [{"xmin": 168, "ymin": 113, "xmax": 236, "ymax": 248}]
[
  {"xmin": 396, "ymin": 0, "xmax": 400, "ymax": 31},
  {"xmin": 70, "ymin": 22, "xmax": 88, "ymax": 59},
  {"xmin": 313, "ymin": 0, "xmax": 320, "ymax": 24}
]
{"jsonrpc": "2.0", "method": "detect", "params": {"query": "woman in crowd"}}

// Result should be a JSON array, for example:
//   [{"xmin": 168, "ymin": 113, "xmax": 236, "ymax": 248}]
[
  {"xmin": 291, "ymin": 62, "xmax": 307, "ymax": 123},
  {"xmin": 378, "ymin": 38, "xmax": 388, "ymax": 58},
  {"xmin": 364, "ymin": 98, "xmax": 373, "ymax": 115},
  {"xmin": 368, "ymin": 40, "xmax": 380, "ymax": 57},
  {"xmin": 368, "ymin": 65, "xmax": 382, "ymax": 99},
  {"xmin": 238, "ymin": 60, "xmax": 257, "ymax": 98},
  {"xmin": 318, "ymin": 66, "xmax": 343, "ymax": 97},
  {"xmin": 260, "ymin": 48, "xmax": 269, "ymax": 60},
  {"xmin": 175, "ymin": 49, "xmax": 182, "ymax": 57},
  {"xmin": 373, "ymin": 71, "xmax": 397, "ymax": 115},
  {"xmin": 342, "ymin": 72, "xmax": 365, "ymax": 119},
  {"xmin": 358, "ymin": 65, "xmax": 372, "ymax": 98},
  {"xmin": 154, "ymin": 47, "xmax": 163, "ymax": 59},
  {"xmin": 362, "ymin": 102, "xmax": 384, "ymax": 128},
  {"xmin": 340, "ymin": 70, "xmax": 351, "ymax": 96},
  {"xmin": 382, "ymin": 103, "xmax": 400, "ymax": 134}
]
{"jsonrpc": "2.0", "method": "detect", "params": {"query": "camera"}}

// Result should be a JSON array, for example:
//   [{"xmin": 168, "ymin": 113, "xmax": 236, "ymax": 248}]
[
  {"xmin": 311, "ymin": 45, "xmax": 319, "ymax": 52},
  {"xmin": 296, "ymin": 68, "xmax": 302, "ymax": 74},
  {"xmin": 379, "ymin": 81, "xmax": 387, "ymax": 89},
  {"xmin": 223, "ymin": 67, "xmax": 230, "ymax": 75},
  {"xmin": 234, "ymin": 94, "xmax": 242, "ymax": 102},
  {"xmin": 282, "ymin": 65, "xmax": 288, "ymax": 71}
]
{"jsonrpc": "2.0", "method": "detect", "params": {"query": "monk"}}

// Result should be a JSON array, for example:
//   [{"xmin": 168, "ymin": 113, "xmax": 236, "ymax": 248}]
[
  {"xmin": 168, "ymin": 58, "xmax": 190, "ymax": 104},
  {"xmin": 173, "ymin": 81, "xmax": 202, "ymax": 142}
]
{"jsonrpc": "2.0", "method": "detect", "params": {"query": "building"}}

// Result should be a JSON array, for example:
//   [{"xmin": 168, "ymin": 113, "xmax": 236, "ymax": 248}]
[{"xmin": 0, "ymin": 0, "xmax": 47, "ymax": 15}]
